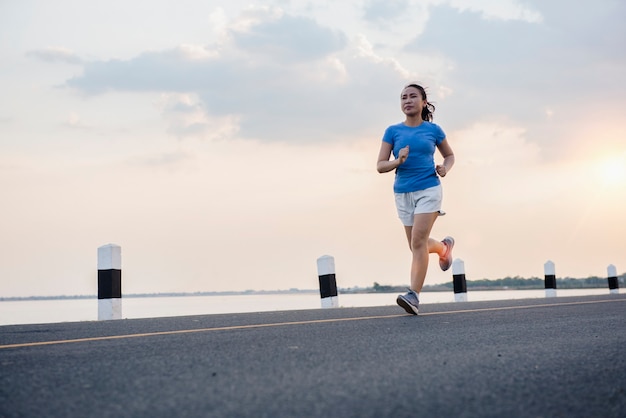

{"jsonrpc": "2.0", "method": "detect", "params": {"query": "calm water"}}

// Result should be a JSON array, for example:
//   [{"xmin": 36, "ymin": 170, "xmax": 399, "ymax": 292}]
[{"xmin": 0, "ymin": 288, "xmax": 614, "ymax": 326}]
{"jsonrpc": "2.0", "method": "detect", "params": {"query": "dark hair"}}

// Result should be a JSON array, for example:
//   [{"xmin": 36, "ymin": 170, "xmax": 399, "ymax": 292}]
[{"xmin": 403, "ymin": 84, "xmax": 435, "ymax": 122}]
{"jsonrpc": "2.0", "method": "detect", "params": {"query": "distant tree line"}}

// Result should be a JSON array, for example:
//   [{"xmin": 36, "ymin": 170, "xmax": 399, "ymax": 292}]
[
  {"xmin": 436, "ymin": 276, "xmax": 617, "ymax": 290},
  {"xmin": 363, "ymin": 274, "xmax": 625, "ymax": 293}
]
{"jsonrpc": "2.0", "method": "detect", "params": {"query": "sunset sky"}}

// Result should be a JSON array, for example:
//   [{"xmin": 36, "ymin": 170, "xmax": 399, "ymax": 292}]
[{"xmin": 1, "ymin": 0, "xmax": 625, "ymax": 297}]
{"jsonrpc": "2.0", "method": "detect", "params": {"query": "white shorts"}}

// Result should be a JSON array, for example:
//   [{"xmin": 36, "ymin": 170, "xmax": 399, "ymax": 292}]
[{"xmin": 394, "ymin": 185, "xmax": 445, "ymax": 226}]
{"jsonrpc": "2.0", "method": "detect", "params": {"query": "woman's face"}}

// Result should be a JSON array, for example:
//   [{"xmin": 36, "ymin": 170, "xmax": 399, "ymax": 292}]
[{"xmin": 400, "ymin": 86, "xmax": 424, "ymax": 117}]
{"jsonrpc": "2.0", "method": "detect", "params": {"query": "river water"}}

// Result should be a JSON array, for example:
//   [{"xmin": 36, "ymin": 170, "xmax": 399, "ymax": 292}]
[{"xmin": 0, "ymin": 288, "xmax": 615, "ymax": 326}]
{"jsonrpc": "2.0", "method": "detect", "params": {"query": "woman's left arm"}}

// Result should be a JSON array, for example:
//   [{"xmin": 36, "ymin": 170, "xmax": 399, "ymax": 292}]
[{"xmin": 435, "ymin": 138, "xmax": 455, "ymax": 177}]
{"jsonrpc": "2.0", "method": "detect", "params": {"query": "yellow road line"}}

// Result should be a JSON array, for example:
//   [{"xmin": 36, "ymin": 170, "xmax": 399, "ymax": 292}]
[
  {"xmin": 1, "ymin": 298, "xmax": 623, "ymax": 350},
  {"xmin": 0, "ymin": 314, "xmax": 404, "ymax": 349},
  {"xmin": 419, "ymin": 298, "xmax": 625, "ymax": 316}
]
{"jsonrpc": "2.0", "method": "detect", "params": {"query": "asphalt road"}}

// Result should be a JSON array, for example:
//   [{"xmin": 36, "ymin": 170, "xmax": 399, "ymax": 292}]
[{"xmin": 1, "ymin": 294, "xmax": 625, "ymax": 418}]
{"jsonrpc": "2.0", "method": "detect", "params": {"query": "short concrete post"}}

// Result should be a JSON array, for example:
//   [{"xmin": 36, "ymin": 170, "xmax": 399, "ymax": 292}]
[
  {"xmin": 452, "ymin": 258, "xmax": 467, "ymax": 302},
  {"xmin": 608, "ymin": 264, "xmax": 619, "ymax": 294},
  {"xmin": 544, "ymin": 260, "xmax": 557, "ymax": 298},
  {"xmin": 98, "ymin": 244, "xmax": 122, "ymax": 320},
  {"xmin": 316, "ymin": 255, "xmax": 338, "ymax": 308}
]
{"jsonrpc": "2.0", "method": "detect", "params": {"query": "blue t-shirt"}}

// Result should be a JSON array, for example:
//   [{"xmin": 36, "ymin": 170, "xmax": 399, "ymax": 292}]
[{"xmin": 382, "ymin": 121, "xmax": 446, "ymax": 193}]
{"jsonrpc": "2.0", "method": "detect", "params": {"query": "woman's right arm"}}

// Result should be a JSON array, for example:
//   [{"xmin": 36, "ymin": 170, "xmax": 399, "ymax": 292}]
[{"xmin": 377, "ymin": 141, "xmax": 408, "ymax": 173}]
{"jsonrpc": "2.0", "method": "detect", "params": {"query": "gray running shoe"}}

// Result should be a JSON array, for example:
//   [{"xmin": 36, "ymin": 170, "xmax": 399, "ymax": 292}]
[
  {"xmin": 439, "ymin": 236, "xmax": 455, "ymax": 271},
  {"xmin": 397, "ymin": 290, "xmax": 419, "ymax": 315}
]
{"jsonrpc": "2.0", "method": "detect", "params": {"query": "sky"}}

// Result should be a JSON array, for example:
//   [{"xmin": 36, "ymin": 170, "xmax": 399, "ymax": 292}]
[{"xmin": 1, "ymin": 0, "xmax": 625, "ymax": 297}]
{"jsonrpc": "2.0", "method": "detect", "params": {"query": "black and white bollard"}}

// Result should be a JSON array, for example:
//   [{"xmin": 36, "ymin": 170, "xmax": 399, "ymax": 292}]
[
  {"xmin": 452, "ymin": 258, "xmax": 467, "ymax": 302},
  {"xmin": 316, "ymin": 255, "xmax": 338, "ymax": 308},
  {"xmin": 544, "ymin": 260, "xmax": 557, "ymax": 298},
  {"xmin": 98, "ymin": 244, "xmax": 122, "ymax": 320},
  {"xmin": 608, "ymin": 264, "xmax": 619, "ymax": 294}
]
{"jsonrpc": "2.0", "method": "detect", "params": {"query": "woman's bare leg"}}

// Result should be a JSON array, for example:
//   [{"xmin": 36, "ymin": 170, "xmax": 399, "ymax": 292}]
[
  {"xmin": 403, "ymin": 212, "xmax": 439, "ymax": 293},
  {"xmin": 404, "ymin": 227, "xmax": 446, "ymax": 254}
]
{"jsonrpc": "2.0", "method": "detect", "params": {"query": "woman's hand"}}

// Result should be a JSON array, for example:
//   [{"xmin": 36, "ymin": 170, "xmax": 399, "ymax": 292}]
[
  {"xmin": 377, "ymin": 142, "xmax": 409, "ymax": 173},
  {"xmin": 397, "ymin": 146, "xmax": 409, "ymax": 166},
  {"xmin": 436, "ymin": 139, "xmax": 454, "ymax": 177}
]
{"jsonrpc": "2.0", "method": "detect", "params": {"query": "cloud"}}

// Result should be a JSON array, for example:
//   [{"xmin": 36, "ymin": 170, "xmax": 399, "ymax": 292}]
[
  {"xmin": 404, "ymin": 1, "xmax": 626, "ymax": 155},
  {"xmin": 363, "ymin": 0, "xmax": 410, "ymax": 25},
  {"xmin": 454, "ymin": 121, "xmax": 540, "ymax": 168},
  {"xmin": 65, "ymin": 47, "xmax": 216, "ymax": 94},
  {"xmin": 125, "ymin": 150, "xmax": 191, "ymax": 169},
  {"xmin": 26, "ymin": 47, "xmax": 83, "ymax": 65},
  {"xmin": 156, "ymin": 93, "xmax": 241, "ymax": 140},
  {"xmin": 62, "ymin": 111, "xmax": 92, "ymax": 130},
  {"xmin": 48, "ymin": 1, "xmax": 626, "ymax": 150},
  {"xmin": 62, "ymin": 8, "xmax": 414, "ymax": 143},
  {"xmin": 448, "ymin": 121, "xmax": 545, "ymax": 206},
  {"xmin": 448, "ymin": 0, "xmax": 543, "ymax": 23},
  {"xmin": 229, "ymin": 8, "xmax": 347, "ymax": 63},
  {"xmin": 418, "ymin": 1, "xmax": 625, "ymax": 95}
]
